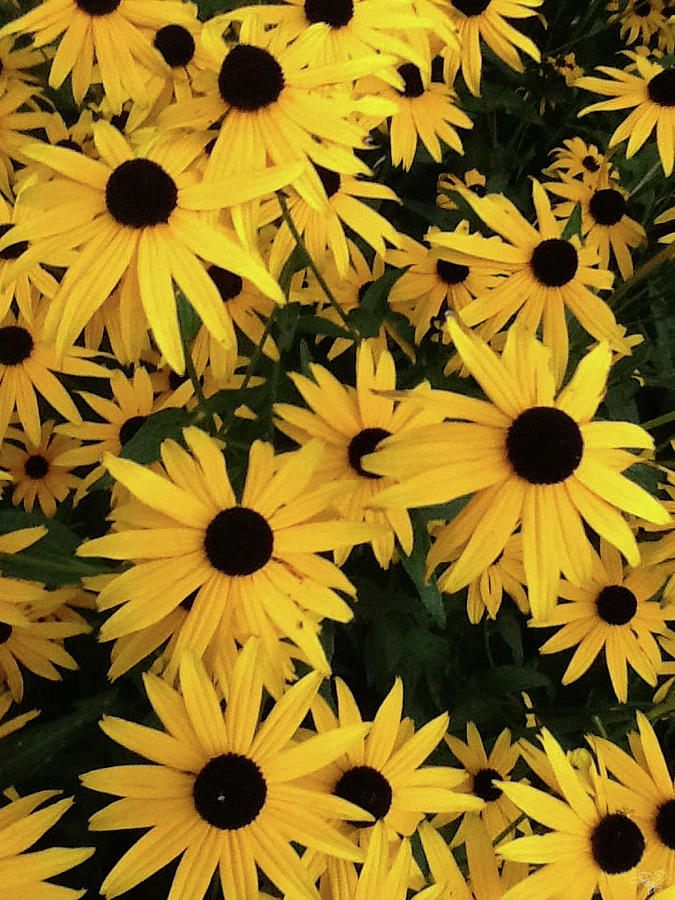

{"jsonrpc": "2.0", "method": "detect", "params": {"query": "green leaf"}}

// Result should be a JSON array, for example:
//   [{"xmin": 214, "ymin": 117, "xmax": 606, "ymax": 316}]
[
  {"xmin": 400, "ymin": 511, "xmax": 445, "ymax": 626},
  {"xmin": 0, "ymin": 509, "xmax": 111, "ymax": 585},
  {"xmin": 480, "ymin": 665, "xmax": 553, "ymax": 695},
  {"xmin": 176, "ymin": 289, "xmax": 202, "ymax": 345},
  {"xmin": 274, "ymin": 303, "xmax": 302, "ymax": 352},
  {"xmin": 561, "ymin": 203, "xmax": 582, "ymax": 240},
  {"xmin": 121, "ymin": 407, "xmax": 193, "ymax": 465},
  {"xmin": 347, "ymin": 267, "xmax": 404, "ymax": 338},
  {"xmin": 496, "ymin": 610, "xmax": 524, "ymax": 667},
  {"xmin": 296, "ymin": 316, "xmax": 351, "ymax": 339}
]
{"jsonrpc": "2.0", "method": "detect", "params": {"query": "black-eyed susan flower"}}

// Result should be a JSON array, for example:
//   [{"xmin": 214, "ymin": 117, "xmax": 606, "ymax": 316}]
[
  {"xmin": 608, "ymin": 0, "xmax": 667, "ymax": 46},
  {"xmin": 442, "ymin": 0, "xmax": 542, "ymax": 96},
  {"xmin": 0, "ymin": 194, "xmax": 63, "ymax": 322},
  {"xmin": 54, "ymin": 366, "xmax": 192, "ymax": 497},
  {"xmin": 322, "ymin": 819, "xmax": 446, "ymax": 900},
  {"xmin": 0, "ymin": 36, "xmax": 43, "ymax": 99},
  {"xmin": 0, "ymin": 421, "xmax": 82, "ymax": 517},
  {"xmin": 275, "ymin": 341, "xmax": 442, "ymax": 568},
  {"xmin": 0, "ymin": 84, "xmax": 49, "ymax": 198},
  {"xmin": 497, "ymin": 728, "xmax": 648, "ymax": 900},
  {"xmin": 0, "ymin": 586, "xmax": 89, "ymax": 701},
  {"xmin": 0, "ymin": 790, "xmax": 93, "ymax": 898},
  {"xmin": 363, "ymin": 322, "xmax": 670, "ymax": 621},
  {"xmin": 161, "ymin": 22, "xmax": 398, "ymax": 210},
  {"xmin": 533, "ymin": 540, "xmax": 674, "ymax": 702},
  {"xmin": 590, "ymin": 711, "xmax": 675, "ymax": 885},
  {"xmin": 83, "ymin": 642, "xmax": 372, "ymax": 900},
  {"xmin": 1, "ymin": 123, "xmax": 295, "ymax": 374},
  {"xmin": 361, "ymin": 62, "xmax": 472, "ymax": 170},
  {"xmin": 419, "ymin": 815, "xmax": 529, "ymax": 899},
  {"xmin": 428, "ymin": 526, "xmax": 528, "ymax": 623},
  {"xmin": 78, "ymin": 427, "xmax": 380, "ymax": 677},
  {"xmin": 436, "ymin": 167, "xmax": 486, "ymax": 209},
  {"xmin": 263, "ymin": 165, "xmax": 402, "ymax": 278},
  {"xmin": 543, "ymin": 173, "xmax": 646, "ymax": 280},
  {"xmin": 543, "ymin": 137, "xmax": 618, "ymax": 184},
  {"xmin": 578, "ymin": 56, "xmax": 675, "ymax": 176},
  {"xmin": 306, "ymin": 676, "xmax": 483, "ymax": 872},
  {"xmin": 442, "ymin": 724, "xmax": 523, "ymax": 843},
  {"xmin": 0, "ymin": 303, "xmax": 104, "ymax": 446},
  {"xmin": 548, "ymin": 51, "xmax": 583, "ymax": 87},
  {"xmin": 0, "ymin": 0, "xmax": 194, "ymax": 113},
  {"xmin": 387, "ymin": 227, "xmax": 503, "ymax": 345},
  {"xmin": 427, "ymin": 180, "xmax": 627, "ymax": 384},
  {"xmin": 0, "ymin": 689, "xmax": 38, "ymax": 739},
  {"xmin": 225, "ymin": 0, "xmax": 430, "ymax": 66}
]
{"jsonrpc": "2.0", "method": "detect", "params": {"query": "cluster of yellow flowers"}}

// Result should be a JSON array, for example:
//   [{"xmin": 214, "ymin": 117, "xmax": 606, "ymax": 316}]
[{"xmin": 0, "ymin": 0, "xmax": 673, "ymax": 896}]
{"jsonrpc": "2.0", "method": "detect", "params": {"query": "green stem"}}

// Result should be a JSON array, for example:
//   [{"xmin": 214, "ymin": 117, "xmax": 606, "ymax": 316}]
[
  {"xmin": 493, "ymin": 812, "xmax": 528, "ymax": 847},
  {"xmin": 276, "ymin": 190, "xmax": 359, "ymax": 343},
  {"xmin": 645, "ymin": 692, "xmax": 675, "ymax": 721},
  {"xmin": 611, "ymin": 241, "xmax": 675, "ymax": 312},
  {"xmin": 184, "ymin": 345, "xmax": 207, "ymax": 415},
  {"xmin": 629, "ymin": 160, "xmax": 662, "ymax": 198},
  {"xmin": 213, "ymin": 311, "xmax": 276, "ymax": 438},
  {"xmin": 641, "ymin": 410, "xmax": 675, "ymax": 431}
]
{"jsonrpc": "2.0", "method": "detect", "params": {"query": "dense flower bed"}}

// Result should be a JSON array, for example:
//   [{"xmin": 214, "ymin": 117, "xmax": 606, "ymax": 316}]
[{"xmin": 0, "ymin": 0, "xmax": 673, "ymax": 897}]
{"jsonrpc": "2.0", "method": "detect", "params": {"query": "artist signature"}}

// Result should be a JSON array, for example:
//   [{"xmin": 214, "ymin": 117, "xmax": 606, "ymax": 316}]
[{"xmin": 629, "ymin": 871, "xmax": 668, "ymax": 896}]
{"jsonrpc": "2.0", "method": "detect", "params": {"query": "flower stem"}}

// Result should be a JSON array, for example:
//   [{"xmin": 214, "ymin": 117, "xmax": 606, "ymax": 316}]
[
  {"xmin": 611, "ymin": 241, "xmax": 675, "ymax": 312},
  {"xmin": 641, "ymin": 409, "xmax": 675, "ymax": 431},
  {"xmin": 493, "ymin": 812, "xmax": 528, "ymax": 847},
  {"xmin": 629, "ymin": 160, "xmax": 662, "ymax": 198},
  {"xmin": 276, "ymin": 190, "xmax": 359, "ymax": 343}
]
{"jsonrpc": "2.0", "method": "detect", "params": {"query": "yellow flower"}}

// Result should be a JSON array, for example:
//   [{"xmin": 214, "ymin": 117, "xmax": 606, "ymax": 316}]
[
  {"xmin": 364, "ymin": 322, "xmax": 669, "ymax": 620},
  {"xmin": 534, "ymin": 540, "xmax": 674, "ymax": 702},
  {"xmin": 0, "ymin": 123, "xmax": 294, "ymax": 373},
  {"xmin": 426, "ymin": 180, "xmax": 627, "ymax": 384},
  {"xmin": 83, "ymin": 642, "xmax": 372, "ymax": 900},
  {"xmin": 0, "ymin": 421, "xmax": 82, "ymax": 516},
  {"xmin": 0, "ymin": 0, "xmax": 195, "ymax": 113},
  {"xmin": 275, "ymin": 340, "xmax": 441, "ymax": 568},
  {"xmin": 78, "ymin": 427, "xmax": 381, "ymax": 677},
  {"xmin": 0, "ymin": 790, "xmax": 93, "ymax": 898},
  {"xmin": 577, "ymin": 56, "xmax": 675, "ymax": 176}
]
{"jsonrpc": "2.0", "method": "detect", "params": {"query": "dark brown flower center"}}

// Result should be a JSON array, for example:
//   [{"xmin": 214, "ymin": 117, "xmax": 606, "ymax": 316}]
[
  {"xmin": 451, "ymin": 0, "xmax": 491, "ymax": 14},
  {"xmin": 590, "ymin": 813, "xmax": 645, "ymax": 874},
  {"xmin": 582, "ymin": 155, "xmax": 600, "ymax": 172},
  {"xmin": 530, "ymin": 238, "xmax": 579, "ymax": 287},
  {"xmin": 473, "ymin": 767, "xmax": 503, "ymax": 801},
  {"xmin": 655, "ymin": 798, "xmax": 675, "ymax": 850},
  {"xmin": 24, "ymin": 455, "xmax": 49, "ymax": 479},
  {"xmin": 647, "ymin": 68, "xmax": 675, "ymax": 107},
  {"xmin": 334, "ymin": 765, "xmax": 393, "ymax": 824},
  {"xmin": 208, "ymin": 266, "xmax": 243, "ymax": 302},
  {"xmin": 218, "ymin": 44, "xmax": 285, "ymax": 111},
  {"xmin": 105, "ymin": 159, "xmax": 178, "ymax": 228},
  {"xmin": 75, "ymin": 0, "xmax": 120, "ymax": 15},
  {"xmin": 0, "ymin": 326, "xmax": 33, "ymax": 366},
  {"xmin": 204, "ymin": 507, "xmax": 274, "ymax": 576},
  {"xmin": 398, "ymin": 63, "xmax": 425, "ymax": 98},
  {"xmin": 589, "ymin": 189, "xmax": 625, "ymax": 226},
  {"xmin": 506, "ymin": 406, "xmax": 583, "ymax": 484},
  {"xmin": 304, "ymin": 0, "xmax": 354, "ymax": 27},
  {"xmin": 154, "ymin": 24, "xmax": 195, "ymax": 68},
  {"xmin": 348, "ymin": 428, "xmax": 391, "ymax": 479},
  {"xmin": 193, "ymin": 753, "xmax": 267, "ymax": 829},
  {"xmin": 436, "ymin": 258, "xmax": 469, "ymax": 285},
  {"xmin": 595, "ymin": 585, "xmax": 637, "ymax": 625}
]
